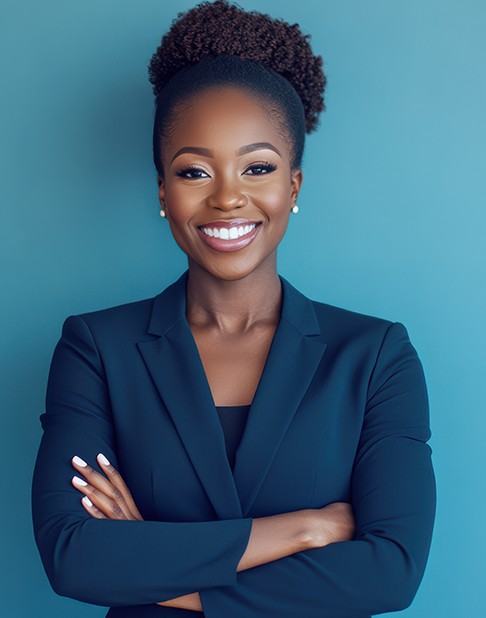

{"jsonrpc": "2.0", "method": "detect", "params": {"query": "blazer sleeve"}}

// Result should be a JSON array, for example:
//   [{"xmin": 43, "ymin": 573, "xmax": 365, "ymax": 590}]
[
  {"xmin": 31, "ymin": 314, "xmax": 253, "ymax": 608},
  {"xmin": 198, "ymin": 321, "xmax": 437, "ymax": 618}
]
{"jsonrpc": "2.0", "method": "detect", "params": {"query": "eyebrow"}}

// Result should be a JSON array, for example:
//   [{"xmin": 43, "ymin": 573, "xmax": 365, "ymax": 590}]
[{"xmin": 170, "ymin": 142, "xmax": 282, "ymax": 165}]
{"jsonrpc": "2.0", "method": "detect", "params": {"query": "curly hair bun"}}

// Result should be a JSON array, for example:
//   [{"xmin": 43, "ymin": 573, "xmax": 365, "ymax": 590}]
[{"xmin": 148, "ymin": 0, "xmax": 326, "ymax": 134}]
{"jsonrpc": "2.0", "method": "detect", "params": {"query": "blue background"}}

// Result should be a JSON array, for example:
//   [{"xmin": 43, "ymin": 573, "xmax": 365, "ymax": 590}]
[{"xmin": 1, "ymin": 1, "xmax": 484, "ymax": 615}]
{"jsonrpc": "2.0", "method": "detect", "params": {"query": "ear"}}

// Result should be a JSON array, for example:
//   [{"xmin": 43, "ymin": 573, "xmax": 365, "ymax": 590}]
[
  {"xmin": 290, "ymin": 168, "xmax": 303, "ymax": 206},
  {"xmin": 157, "ymin": 174, "xmax": 165, "ymax": 206}
]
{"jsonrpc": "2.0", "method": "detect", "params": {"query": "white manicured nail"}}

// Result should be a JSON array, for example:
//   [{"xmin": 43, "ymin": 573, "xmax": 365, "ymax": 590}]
[
  {"xmin": 82, "ymin": 496, "xmax": 93, "ymax": 507},
  {"xmin": 72, "ymin": 455, "xmax": 87, "ymax": 467},
  {"xmin": 97, "ymin": 453, "xmax": 110, "ymax": 466},
  {"xmin": 73, "ymin": 475, "xmax": 87, "ymax": 486}
]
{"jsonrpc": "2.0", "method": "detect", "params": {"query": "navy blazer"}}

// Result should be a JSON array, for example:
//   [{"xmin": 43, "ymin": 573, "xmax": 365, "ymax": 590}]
[{"xmin": 31, "ymin": 270, "xmax": 436, "ymax": 618}]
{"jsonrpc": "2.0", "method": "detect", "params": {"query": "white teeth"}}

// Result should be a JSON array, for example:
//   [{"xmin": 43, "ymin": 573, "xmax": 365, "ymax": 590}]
[{"xmin": 201, "ymin": 223, "xmax": 257, "ymax": 240}]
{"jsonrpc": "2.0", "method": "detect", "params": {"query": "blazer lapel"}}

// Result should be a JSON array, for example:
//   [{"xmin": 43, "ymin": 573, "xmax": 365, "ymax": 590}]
[{"xmin": 137, "ymin": 270, "xmax": 327, "ymax": 519}]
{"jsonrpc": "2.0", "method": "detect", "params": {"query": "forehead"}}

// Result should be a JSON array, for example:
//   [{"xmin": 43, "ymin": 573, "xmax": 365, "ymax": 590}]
[{"xmin": 166, "ymin": 85, "xmax": 288, "ymax": 158}]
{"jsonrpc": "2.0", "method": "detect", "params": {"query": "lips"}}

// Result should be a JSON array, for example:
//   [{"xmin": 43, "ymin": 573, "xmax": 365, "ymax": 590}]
[{"xmin": 195, "ymin": 219, "xmax": 263, "ymax": 252}]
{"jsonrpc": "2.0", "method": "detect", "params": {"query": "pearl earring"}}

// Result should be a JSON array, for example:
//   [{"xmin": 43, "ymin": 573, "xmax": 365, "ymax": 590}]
[
  {"xmin": 292, "ymin": 203, "xmax": 299, "ymax": 214},
  {"xmin": 160, "ymin": 199, "xmax": 166, "ymax": 217}
]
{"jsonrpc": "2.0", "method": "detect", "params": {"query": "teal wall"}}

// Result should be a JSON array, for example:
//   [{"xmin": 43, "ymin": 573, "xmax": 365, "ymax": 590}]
[{"xmin": 1, "ymin": 1, "xmax": 484, "ymax": 615}]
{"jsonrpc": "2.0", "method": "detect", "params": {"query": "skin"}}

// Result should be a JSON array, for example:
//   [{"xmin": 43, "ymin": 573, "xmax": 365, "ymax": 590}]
[{"xmin": 70, "ymin": 85, "xmax": 356, "ymax": 612}]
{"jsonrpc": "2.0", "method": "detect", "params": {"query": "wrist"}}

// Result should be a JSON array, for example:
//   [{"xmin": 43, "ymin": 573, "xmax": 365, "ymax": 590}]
[
  {"xmin": 294, "ymin": 509, "xmax": 324, "ymax": 549},
  {"xmin": 297, "ymin": 509, "xmax": 328, "ymax": 549}
]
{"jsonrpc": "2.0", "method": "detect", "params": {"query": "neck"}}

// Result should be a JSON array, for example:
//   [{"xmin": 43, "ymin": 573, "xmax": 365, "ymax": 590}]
[{"xmin": 185, "ymin": 257, "xmax": 282, "ymax": 335}]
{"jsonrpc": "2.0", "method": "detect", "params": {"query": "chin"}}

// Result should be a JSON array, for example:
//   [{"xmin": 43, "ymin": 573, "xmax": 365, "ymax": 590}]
[{"xmin": 200, "ymin": 260, "xmax": 262, "ymax": 282}]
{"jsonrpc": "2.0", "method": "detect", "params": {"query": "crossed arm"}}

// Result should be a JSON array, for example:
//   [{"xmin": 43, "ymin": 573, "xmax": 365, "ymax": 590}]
[
  {"xmin": 69, "ymin": 452, "xmax": 354, "ymax": 611},
  {"xmin": 32, "ymin": 314, "xmax": 436, "ymax": 616}
]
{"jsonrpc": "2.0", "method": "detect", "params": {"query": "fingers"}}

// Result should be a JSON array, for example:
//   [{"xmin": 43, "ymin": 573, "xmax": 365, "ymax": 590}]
[
  {"xmin": 71, "ymin": 455, "xmax": 134, "ymax": 520},
  {"xmin": 95, "ymin": 453, "xmax": 143, "ymax": 520},
  {"xmin": 81, "ymin": 495, "xmax": 108, "ymax": 519}
]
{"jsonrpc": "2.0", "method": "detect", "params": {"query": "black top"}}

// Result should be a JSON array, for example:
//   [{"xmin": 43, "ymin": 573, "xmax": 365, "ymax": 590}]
[{"xmin": 215, "ymin": 404, "xmax": 250, "ymax": 471}]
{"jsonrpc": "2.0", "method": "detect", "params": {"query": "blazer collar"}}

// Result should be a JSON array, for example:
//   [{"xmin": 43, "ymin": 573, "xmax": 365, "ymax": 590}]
[
  {"xmin": 146, "ymin": 269, "xmax": 321, "ymax": 337},
  {"xmin": 137, "ymin": 269, "xmax": 327, "ymax": 519}
]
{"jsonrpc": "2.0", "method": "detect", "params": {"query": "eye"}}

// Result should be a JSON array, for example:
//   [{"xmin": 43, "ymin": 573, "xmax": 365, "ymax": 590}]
[
  {"xmin": 174, "ymin": 161, "xmax": 277, "ymax": 180},
  {"xmin": 245, "ymin": 162, "xmax": 277, "ymax": 175},
  {"xmin": 175, "ymin": 165, "xmax": 208, "ymax": 180}
]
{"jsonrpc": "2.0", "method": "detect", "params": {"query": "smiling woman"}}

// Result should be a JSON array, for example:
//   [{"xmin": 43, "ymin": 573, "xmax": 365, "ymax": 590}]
[{"xmin": 31, "ymin": 1, "xmax": 436, "ymax": 617}]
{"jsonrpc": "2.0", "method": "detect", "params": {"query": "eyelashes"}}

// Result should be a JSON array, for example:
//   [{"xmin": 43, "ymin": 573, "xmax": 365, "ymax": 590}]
[{"xmin": 175, "ymin": 161, "xmax": 277, "ymax": 180}]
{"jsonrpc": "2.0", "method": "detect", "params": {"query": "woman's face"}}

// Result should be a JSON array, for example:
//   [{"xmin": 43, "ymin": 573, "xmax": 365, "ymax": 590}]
[{"xmin": 158, "ymin": 85, "xmax": 303, "ymax": 281}]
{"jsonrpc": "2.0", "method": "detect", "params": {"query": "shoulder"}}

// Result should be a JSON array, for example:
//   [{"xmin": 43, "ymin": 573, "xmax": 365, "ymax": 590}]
[
  {"xmin": 280, "ymin": 274, "xmax": 413, "ymax": 363},
  {"xmin": 280, "ymin": 273, "xmax": 412, "ymax": 349},
  {"xmin": 299, "ymin": 288, "xmax": 417, "ymax": 366},
  {"xmin": 281, "ymin": 275, "xmax": 395, "ymax": 339},
  {"xmin": 302, "ymin": 296, "xmax": 425, "ymax": 401},
  {"xmin": 308, "ymin": 295, "xmax": 419, "ymax": 368},
  {"xmin": 59, "ymin": 293, "xmax": 156, "ymax": 348}
]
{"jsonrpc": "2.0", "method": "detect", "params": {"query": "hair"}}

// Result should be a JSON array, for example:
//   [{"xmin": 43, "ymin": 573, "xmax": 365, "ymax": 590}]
[{"xmin": 148, "ymin": 0, "xmax": 326, "ymax": 179}]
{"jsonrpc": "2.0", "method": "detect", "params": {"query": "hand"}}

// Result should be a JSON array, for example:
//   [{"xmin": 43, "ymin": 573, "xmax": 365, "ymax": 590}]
[
  {"xmin": 71, "ymin": 454, "xmax": 202, "ymax": 610},
  {"xmin": 71, "ymin": 453, "xmax": 144, "ymax": 520},
  {"xmin": 305, "ymin": 501, "xmax": 356, "ymax": 548}
]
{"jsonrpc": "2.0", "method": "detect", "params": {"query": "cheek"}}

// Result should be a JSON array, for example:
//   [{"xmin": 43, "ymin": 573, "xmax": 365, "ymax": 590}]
[
  {"xmin": 255, "ymin": 182, "xmax": 292, "ymax": 226},
  {"xmin": 164, "ymin": 185, "xmax": 200, "ymax": 233},
  {"xmin": 166, "ymin": 182, "xmax": 197, "ymax": 212}
]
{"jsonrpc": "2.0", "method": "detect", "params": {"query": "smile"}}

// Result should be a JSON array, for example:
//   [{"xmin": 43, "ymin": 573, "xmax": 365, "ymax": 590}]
[{"xmin": 196, "ymin": 220, "xmax": 262, "ymax": 252}]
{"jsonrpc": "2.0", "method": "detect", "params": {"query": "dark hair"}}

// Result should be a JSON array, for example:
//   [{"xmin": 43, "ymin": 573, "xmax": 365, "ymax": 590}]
[{"xmin": 148, "ymin": 0, "xmax": 326, "ymax": 178}]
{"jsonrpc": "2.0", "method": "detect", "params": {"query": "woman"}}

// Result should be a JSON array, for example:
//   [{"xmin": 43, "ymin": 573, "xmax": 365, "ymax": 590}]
[{"xmin": 31, "ymin": 1, "xmax": 436, "ymax": 616}]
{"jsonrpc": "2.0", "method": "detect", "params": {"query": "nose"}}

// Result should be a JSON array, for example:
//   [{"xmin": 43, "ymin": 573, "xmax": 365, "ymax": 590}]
[{"xmin": 207, "ymin": 178, "xmax": 248, "ymax": 212}]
